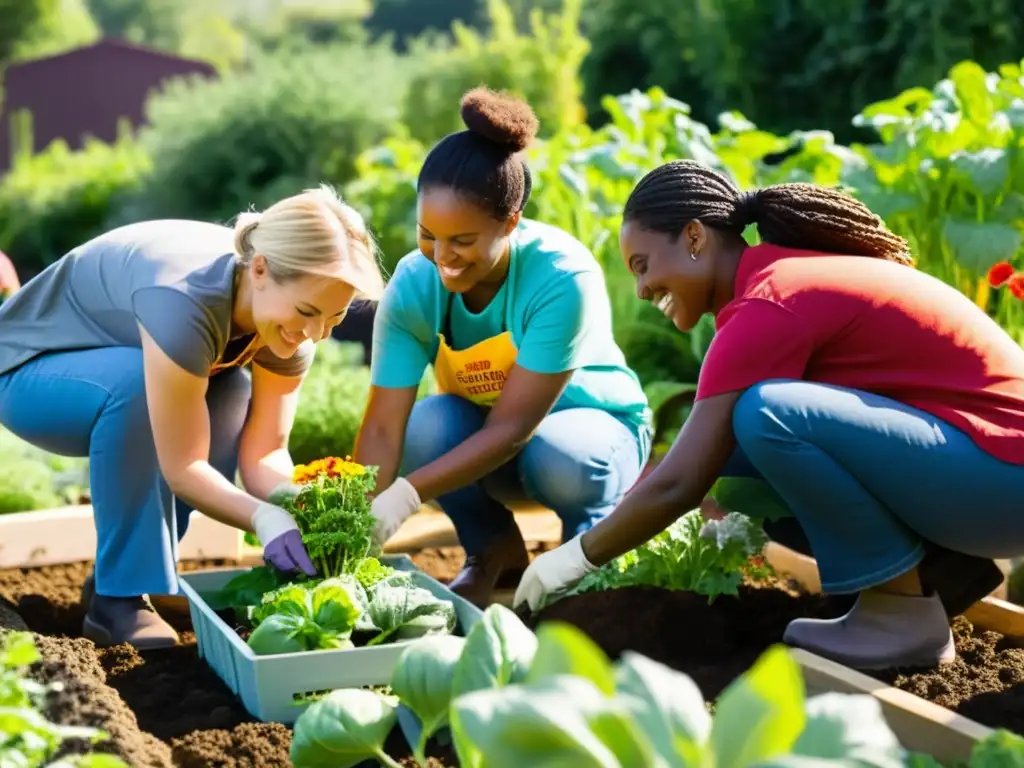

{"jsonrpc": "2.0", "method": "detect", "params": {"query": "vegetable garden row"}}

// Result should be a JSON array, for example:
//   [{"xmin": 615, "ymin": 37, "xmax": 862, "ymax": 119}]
[{"xmin": 3, "ymin": 453, "xmax": 1024, "ymax": 767}]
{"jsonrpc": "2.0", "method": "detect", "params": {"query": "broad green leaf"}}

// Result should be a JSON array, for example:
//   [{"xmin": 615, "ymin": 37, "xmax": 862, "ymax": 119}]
[
  {"xmin": 311, "ymin": 579, "xmax": 362, "ymax": 634},
  {"xmin": 614, "ymin": 651, "xmax": 710, "ymax": 767},
  {"xmin": 452, "ymin": 604, "xmax": 538, "ymax": 698},
  {"xmin": 290, "ymin": 688, "xmax": 397, "ymax": 768},
  {"xmin": 951, "ymin": 149, "xmax": 1010, "ymax": 197},
  {"xmin": 1, "ymin": 632, "xmax": 40, "ymax": 668},
  {"xmin": 709, "ymin": 477, "xmax": 790, "ymax": 522},
  {"xmin": 451, "ymin": 675, "xmax": 655, "ymax": 768},
  {"xmin": 390, "ymin": 634, "xmax": 466, "ymax": 741},
  {"xmin": 246, "ymin": 614, "xmax": 309, "ymax": 655},
  {"xmin": 643, "ymin": 381, "xmax": 698, "ymax": 421},
  {"xmin": 968, "ymin": 728, "xmax": 1024, "ymax": 768},
  {"xmin": 793, "ymin": 693, "xmax": 903, "ymax": 767},
  {"xmin": 710, "ymin": 645, "xmax": 806, "ymax": 768},
  {"xmin": 525, "ymin": 622, "xmax": 615, "ymax": 695},
  {"xmin": 942, "ymin": 219, "xmax": 1022, "ymax": 275},
  {"xmin": 951, "ymin": 60, "xmax": 995, "ymax": 129}
]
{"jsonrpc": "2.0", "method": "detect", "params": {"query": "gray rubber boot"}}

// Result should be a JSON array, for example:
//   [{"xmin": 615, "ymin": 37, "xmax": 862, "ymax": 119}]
[
  {"xmin": 81, "ymin": 573, "xmax": 179, "ymax": 650},
  {"xmin": 783, "ymin": 590, "xmax": 956, "ymax": 670}
]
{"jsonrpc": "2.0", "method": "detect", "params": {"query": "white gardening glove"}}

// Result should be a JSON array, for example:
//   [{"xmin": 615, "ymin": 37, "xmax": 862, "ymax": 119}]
[
  {"xmin": 370, "ymin": 477, "xmax": 421, "ymax": 546},
  {"xmin": 513, "ymin": 533, "xmax": 598, "ymax": 613},
  {"xmin": 266, "ymin": 481, "xmax": 304, "ymax": 506}
]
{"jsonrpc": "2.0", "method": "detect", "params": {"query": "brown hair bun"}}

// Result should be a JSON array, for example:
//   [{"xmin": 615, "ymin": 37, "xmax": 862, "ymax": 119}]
[{"xmin": 460, "ymin": 87, "xmax": 539, "ymax": 153}]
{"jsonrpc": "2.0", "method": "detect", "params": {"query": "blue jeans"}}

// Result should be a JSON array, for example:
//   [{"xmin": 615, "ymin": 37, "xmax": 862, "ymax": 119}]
[
  {"xmin": 728, "ymin": 379, "xmax": 1024, "ymax": 593},
  {"xmin": 0, "ymin": 347, "xmax": 251, "ymax": 597},
  {"xmin": 402, "ymin": 394, "xmax": 652, "ymax": 556}
]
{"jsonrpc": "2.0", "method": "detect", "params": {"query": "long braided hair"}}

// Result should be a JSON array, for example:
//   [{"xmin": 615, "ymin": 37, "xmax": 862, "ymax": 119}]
[{"xmin": 622, "ymin": 160, "xmax": 913, "ymax": 266}]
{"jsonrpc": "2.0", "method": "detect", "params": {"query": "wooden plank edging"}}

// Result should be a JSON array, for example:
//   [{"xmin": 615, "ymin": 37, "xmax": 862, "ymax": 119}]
[
  {"xmin": 794, "ymin": 648, "xmax": 991, "ymax": 761},
  {"xmin": 0, "ymin": 504, "xmax": 243, "ymax": 568}
]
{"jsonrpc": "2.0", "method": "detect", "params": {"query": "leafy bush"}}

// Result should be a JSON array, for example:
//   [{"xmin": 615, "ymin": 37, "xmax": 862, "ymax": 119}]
[
  {"xmin": 0, "ymin": 128, "xmax": 151, "ymax": 275},
  {"xmin": 580, "ymin": 0, "xmax": 1024, "ymax": 144},
  {"xmin": 287, "ymin": 340, "xmax": 435, "ymax": 466},
  {"xmin": 399, "ymin": 0, "xmax": 588, "ymax": 146},
  {"xmin": 124, "ymin": 41, "xmax": 412, "ymax": 223}
]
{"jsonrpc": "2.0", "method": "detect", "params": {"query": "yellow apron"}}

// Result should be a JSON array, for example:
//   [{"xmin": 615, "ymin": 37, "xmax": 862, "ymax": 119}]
[{"xmin": 433, "ymin": 288, "xmax": 517, "ymax": 408}]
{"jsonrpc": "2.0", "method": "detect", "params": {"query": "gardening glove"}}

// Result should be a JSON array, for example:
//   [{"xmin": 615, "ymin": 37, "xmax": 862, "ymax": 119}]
[
  {"xmin": 267, "ymin": 481, "xmax": 304, "ymax": 506},
  {"xmin": 370, "ymin": 477, "xmax": 421, "ymax": 546},
  {"xmin": 251, "ymin": 502, "xmax": 317, "ymax": 577},
  {"xmin": 513, "ymin": 533, "xmax": 598, "ymax": 613}
]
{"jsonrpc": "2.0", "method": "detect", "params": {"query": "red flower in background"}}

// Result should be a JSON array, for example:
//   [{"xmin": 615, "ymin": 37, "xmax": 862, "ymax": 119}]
[
  {"xmin": 1009, "ymin": 274, "xmax": 1024, "ymax": 300},
  {"xmin": 0, "ymin": 250, "xmax": 18, "ymax": 298},
  {"xmin": 988, "ymin": 261, "xmax": 1015, "ymax": 288}
]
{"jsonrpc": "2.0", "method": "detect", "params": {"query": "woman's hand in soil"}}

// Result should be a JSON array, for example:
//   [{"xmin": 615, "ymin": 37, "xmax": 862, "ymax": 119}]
[
  {"xmin": 370, "ymin": 477, "xmax": 422, "ymax": 545},
  {"xmin": 252, "ymin": 502, "xmax": 317, "ymax": 576},
  {"xmin": 513, "ymin": 533, "xmax": 598, "ymax": 612}
]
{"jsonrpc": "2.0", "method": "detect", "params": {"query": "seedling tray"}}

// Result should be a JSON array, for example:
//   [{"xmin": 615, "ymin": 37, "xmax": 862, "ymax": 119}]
[{"xmin": 178, "ymin": 554, "xmax": 483, "ymax": 723}]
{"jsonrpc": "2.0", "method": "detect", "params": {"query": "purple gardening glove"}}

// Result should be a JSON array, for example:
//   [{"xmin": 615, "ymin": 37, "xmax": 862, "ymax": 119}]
[
  {"xmin": 251, "ymin": 502, "xmax": 317, "ymax": 577},
  {"xmin": 263, "ymin": 529, "xmax": 317, "ymax": 576}
]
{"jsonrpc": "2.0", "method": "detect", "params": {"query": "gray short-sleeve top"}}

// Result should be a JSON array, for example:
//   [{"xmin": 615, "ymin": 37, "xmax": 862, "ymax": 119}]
[{"xmin": 0, "ymin": 219, "xmax": 315, "ymax": 378}]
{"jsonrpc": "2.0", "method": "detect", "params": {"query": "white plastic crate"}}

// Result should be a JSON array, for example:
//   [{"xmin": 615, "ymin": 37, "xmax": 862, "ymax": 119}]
[{"xmin": 178, "ymin": 554, "xmax": 483, "ymax": 723}]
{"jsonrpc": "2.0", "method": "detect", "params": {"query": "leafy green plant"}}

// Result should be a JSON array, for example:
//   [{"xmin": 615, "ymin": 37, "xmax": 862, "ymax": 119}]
[
  {"xmin": 0, "ymin": 631, "xmax": 130, "ymax": 767},
  {"xmin": 569, "ymin": 508, "xmax": 772, "ymax": 603},
  {"xmin": 246, "ymin": 578, "xmax": 364, "ymax": 655},
  {"xmin": 289, "ymin": 606, "xmax": 917, "ymax": 768},
  {"xmin": 290, "ymin": 603, "xmax": 537, "ymax": 767}
]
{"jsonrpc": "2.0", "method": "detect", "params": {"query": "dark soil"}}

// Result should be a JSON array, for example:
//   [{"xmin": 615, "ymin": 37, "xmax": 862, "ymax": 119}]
[
  {"xmin": 0, "ymin": 550, "xmax": 474, "ymax": 767},
  {"xmin": 532, "ymin": 578, "xmax": 854, "ymax": 700},
  {"xmin": 5, "ymin": 546, "xmax": 1024, "ymax": 767},
  {"xmin": 532, "ymin": 579, "xmax": 1024, "ymax": 734}
]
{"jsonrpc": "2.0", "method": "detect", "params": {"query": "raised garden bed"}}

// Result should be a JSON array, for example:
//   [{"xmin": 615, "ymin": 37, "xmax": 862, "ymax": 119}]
[
  {"xmin": 2, "ymin": 506, "xmax": 1023, "ymax": 766},
  {"xmin": 0, "ymin": 503, "xmax": 243, "ymax": 568}
]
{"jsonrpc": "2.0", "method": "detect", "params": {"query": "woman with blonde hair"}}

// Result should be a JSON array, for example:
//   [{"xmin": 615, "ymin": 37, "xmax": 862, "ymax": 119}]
[{"xmin": 0, "ymin": 185, "xmax": 384, "ymax": 649}]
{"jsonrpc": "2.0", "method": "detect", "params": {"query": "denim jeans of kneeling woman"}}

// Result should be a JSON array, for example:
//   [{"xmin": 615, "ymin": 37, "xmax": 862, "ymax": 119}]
[
  {"xmin": 0, "ymin": 346, "xmax": 250, "ymax": 598},
  {"xmin": 399, "ymin": 393, "xmax": 652, "ymax": 557},
  {"xmin": 721, "ymin": 379, "xmax": 1024, "ymax": 594}
]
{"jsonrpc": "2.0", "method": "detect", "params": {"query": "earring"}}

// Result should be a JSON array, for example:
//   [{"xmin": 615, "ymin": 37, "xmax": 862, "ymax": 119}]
[{"xmin": 690, "ymin": 251, "xmax": 697, "ymax": 261}]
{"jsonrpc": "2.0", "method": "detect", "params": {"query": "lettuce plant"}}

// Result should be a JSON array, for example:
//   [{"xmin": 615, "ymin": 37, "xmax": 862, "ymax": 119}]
[
  {"xmin": 244, "ymin": 573, "xmax": 457, "ymax": 656},
  {"xmin": 571, "ymin": 508, "xmax": 773, "ymax": 603}
]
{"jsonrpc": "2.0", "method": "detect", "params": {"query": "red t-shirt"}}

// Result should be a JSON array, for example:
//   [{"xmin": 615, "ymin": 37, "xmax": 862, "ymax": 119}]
[{"xmin": 696, "ymin": 243, "xmax": 1024, "ymax": 465}]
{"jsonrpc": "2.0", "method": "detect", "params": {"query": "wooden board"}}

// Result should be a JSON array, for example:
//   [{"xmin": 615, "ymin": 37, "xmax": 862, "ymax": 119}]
[
  {"xmin": 794, "ymin": 648, "xmax": 991, "ymax": 761},
  {"xmin": 0, "ymin": 504, "xmax": 243, "ymax": 568}
]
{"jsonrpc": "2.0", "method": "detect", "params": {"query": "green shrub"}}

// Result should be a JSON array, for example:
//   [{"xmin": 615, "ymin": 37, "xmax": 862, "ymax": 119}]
[
  {"xmin": 288, "ymin": 340, "xmax": 436, "ymax": 465},
  {"xmin": 126, "ymin": 41, "xmax": 412, "ymax": 223},
  {"xmin": 399, "ymin": 0, "xmax": 588, "ymax": 146},
  {"xmin": 0, "ymin": 127, "xmax": 152, "ymax": 275}
]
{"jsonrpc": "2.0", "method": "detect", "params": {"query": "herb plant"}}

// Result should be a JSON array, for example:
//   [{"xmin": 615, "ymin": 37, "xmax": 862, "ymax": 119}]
[{"xmin": 570, "ymin": 508, "xmax": 773, "ymax": 603}]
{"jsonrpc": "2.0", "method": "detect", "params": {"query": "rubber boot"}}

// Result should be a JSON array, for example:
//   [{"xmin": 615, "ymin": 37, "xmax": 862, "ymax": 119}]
[
  {"xmin": 449, "ymin": 525, "xmax": 530, "ymax": 609},
  {"xmin": 783, "ymin": 589, "xmax": 956, "ymax": 670},
  {"xmin": 764, "ymin": 519, "xmax": 1003, "ymax": 618},
  {"xmin": 81, "ymin": 573, "xmax": 178, "ymax": 650}
]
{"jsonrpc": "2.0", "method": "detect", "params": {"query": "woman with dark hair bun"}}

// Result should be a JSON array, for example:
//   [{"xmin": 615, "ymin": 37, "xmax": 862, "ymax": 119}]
[{"xmin": 355, "ymin": 88, "xmax": 652, "ymax": 608}]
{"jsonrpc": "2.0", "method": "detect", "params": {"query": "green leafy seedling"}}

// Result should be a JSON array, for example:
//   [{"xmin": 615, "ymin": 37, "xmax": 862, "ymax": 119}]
[{"xmin": 290, "ymin": 688, "xmax": 400, "ymax": 768}]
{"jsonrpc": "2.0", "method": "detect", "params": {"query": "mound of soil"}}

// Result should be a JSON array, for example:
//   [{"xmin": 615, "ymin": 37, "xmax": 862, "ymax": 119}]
[
  {"xmin": 5, "ymin": 546, "xmax": 1024, "ymax": 767},
  {"xmin": 532, "ymin": 579, "xmax": 854, "ymax": 700},
  {"xmin": 0, "ymin": 552, "xmax": 471, "ymax": 767}
]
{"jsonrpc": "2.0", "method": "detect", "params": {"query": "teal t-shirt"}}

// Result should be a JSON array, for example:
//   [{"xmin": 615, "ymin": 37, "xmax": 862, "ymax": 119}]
[{"xmin": 370, "ymin": 218, "xmax": 651, "ymax": 437}]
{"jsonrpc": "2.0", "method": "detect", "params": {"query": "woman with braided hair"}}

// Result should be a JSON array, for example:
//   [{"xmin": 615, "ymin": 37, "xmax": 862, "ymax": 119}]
[
  {"xmin": 516, "ymin": 158, "xmax": 1024, "ymax": 670},
  {"xmin": 355, "ymin": 87, "xmax": 652, "ymax": 608}
]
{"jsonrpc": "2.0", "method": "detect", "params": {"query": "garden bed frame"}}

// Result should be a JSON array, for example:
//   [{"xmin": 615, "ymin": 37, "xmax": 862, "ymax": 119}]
[
  {"xmin": 0, "ymin": 503, "xmax": 243, "ymax": 568},
  {"xmin": 1, "ymin": 504, "xmax": 1017, "ymax": 762}
]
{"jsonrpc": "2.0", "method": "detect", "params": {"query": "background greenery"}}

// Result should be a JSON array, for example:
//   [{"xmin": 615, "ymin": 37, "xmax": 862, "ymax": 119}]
[{"xmin": 1, "ymin": 0, "xmax": 1023, "ymax": 512}]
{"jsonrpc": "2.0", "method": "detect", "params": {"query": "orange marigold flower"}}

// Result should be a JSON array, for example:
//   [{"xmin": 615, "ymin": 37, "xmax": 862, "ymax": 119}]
[
  {"xmin": 291, "ymin": 456, "xmax": 367, "ymax": 484},
  {"xmin": 988, "ymin": 261, "xmax": 1015, "ymax": 288},
  {"xmin": 1009, "ymin": 273, "xmax": 1024, "ymax": 300}
]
